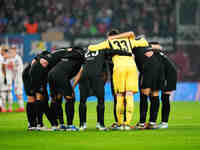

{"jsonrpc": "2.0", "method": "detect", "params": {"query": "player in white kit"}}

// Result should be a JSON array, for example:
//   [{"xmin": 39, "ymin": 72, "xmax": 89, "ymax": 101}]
[
  {"xmin": 0, "ymin": 46, "xmax": 4, "ymax": 112},
  {"xmin": 10, "ymin": 45, "xmax": 24, "ymax": 112},
  {"xmin": 0, "ymin": 45, "xmax": 13, "ymax": 112}
]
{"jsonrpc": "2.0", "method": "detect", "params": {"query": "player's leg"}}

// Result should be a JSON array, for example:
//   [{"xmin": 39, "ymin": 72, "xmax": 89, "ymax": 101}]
[
  {"xmin": 35, "ymin": 92, "xmax": 45, "ymax": 127},
  {"xmin": 160, "ymin": 91, "xmax": 171, "ymax": 129},
  {"xmin": 49, "ymin": 97, "xmax": 59, "ymax": 126},
  {"xmin": 78, "ymin": 71, "xmax": 90, "ymax": 129},
  {"xmin": 1, "ymin": 91, "xmax": 7, "ymax": 112},
  {"xmin": 139, "ymin": 89, "xmax": 150, "ymax": 125},
  {"xmin": 110, "ymin": 73, "xmax": 118, "ymax": 128},
  {"xmin": 51, "ymin": 60, "xmax": 80, "ymax": 131},
  {"xmin": 148, "ymin": 91, "xmax": 160, "ymax": 129},
  {"xmin": 148, "ymin": 60, "xmax": 165, "ymax": 129},
  {"xmin": 124, "ymin": 64, "xmax": 138, "ymax": 129},
  {"xmin": 6, "ymin": 72, "xmax": 13, "ymax": 112},
  {"xmin": 63, "ymin": 80, "xmax": 76, "ymax": 130},
  {"xmin": 42, "ymin": 86, "xmax": 59, "ymax": 128},
  {"xmin": 56, "ymin": 95, "xmax": 64, "ymax": 126},
  {"xmin": 79, "ymin": 97, "xmax": 87, "ymax": 130},
  {"xmin": 7, "ymin": 90, "xmax": 13, "ymax": 112},
  {"xmin": 14, "ymin": 73, "xmax": 24, "ymax": 112},
  {"xmin": 0, "ymin": 93, "xmax": 2, "ymax": 112},
  {"xmin": 47, "ymin": 94, "xmax": 65, "ymax": 130},
  {"xmin": 136, "ymin": 73, "xmax": 151, "ymax": 129},
  {"xmin": 116, "ymin": 93, "xmax": 125, "ymax": 128},
  {"xmin": 112, "ymin": 66, "xmax": 126, "ymax": 128},
  {"xmin": 0, "ymin": 74, "xmax": 4, "ymax": 112},
  {"xmin": 108, "ymin": 63, "xmax": 118, "ymax": 125},
  {"xmin": 29, "ymin": 62, "xmax": 45, "ymax": 126},
  {"xmin": 26, "ymin": 96, "xmax": 37, "ymax": 130},
  {"xmin": 1, "ymin": 76, "xmax": 8, "ymax": 112},
  {"xmin": 160, "ymin": 64, "xmax": 177, "ymax": 128},
  {"xmin": 79, "ymin": 89, "xmax": 88, "ymax": 129},
  {"xmin": 92, "ymin": 76, "xmax": 106, "ymax": 130},
  {"xmin": 113, "ymin": 95, "xmax": 118, "ymax": 122},
  {"xmin": 124, "ymin": 91, "xmax": 134, "ymax": 129},
  {"xmin": 22, "ymin": 64, "xmax": 37, "ymax": 130},
  {"xmin": 30, "ymin": 62, "xmax": 58, "ymax": 129},
  {"xmin": 48, "ymin": 69, "xmax": 60, "ymax": 127},
  {"xmin": 64, "ymin": 85, "xmax": 78, "ymax": 131},
  {"xmin": 51, "ymin": 72, "xmax": 77, "ymax": 130}
]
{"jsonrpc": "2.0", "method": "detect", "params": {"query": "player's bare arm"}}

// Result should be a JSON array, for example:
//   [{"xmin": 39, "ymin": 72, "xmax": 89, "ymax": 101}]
[{"xmin": 72, "ymin": 67, "xmax": 83, "ymax": 89}]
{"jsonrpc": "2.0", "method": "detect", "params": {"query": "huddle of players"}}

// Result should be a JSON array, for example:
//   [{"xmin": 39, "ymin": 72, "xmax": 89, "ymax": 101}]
[
  {"xmin": 0, "ymin": 45, "xmax": 24, "ymax": 113},
  {"xmin": 23, "ymin": 29, "xmax": 177, "ymax": 131},
  {"xmin": 85, "ymin": 30, "xmax": 177, "ymax": 130},
  {"xmin": 23, "ymin": 45, "xmax": 131, "ymax": 131}
]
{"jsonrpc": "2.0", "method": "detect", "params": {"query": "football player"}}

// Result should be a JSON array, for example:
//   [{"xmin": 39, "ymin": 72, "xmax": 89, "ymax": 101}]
[
  {"xmin": 45, "ymin": 47, "xmax": 87, "ymax": 131},
  {"xmin": 73, "ymin": 49, "xmax": 132, "ymax": 130},
  {"xmin": 0, "ymin": 46, "xmax": 13, "ymax": 112},
  {"xmin": 150, "ymin": 42, "xmax": 177, "ymax": 129},
  {"xmin": 10, "ymin": 45, "xmax": 24, "ymax": 112},
  {"xmin": 88, "ymin": 29, "xmax": 145, "ymax": 130},
  {"xmin": 108, "ymin": 32, "xmax": 165, "ymax": 129}
]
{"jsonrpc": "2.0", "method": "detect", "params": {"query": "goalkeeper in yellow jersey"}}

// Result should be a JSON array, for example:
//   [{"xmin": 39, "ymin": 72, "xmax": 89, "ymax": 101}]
[
  {"xmin": 88, "ymin": 29, "xmax": 148, "ymax": 130},
  {"xmin": 109, "ymin": 34, "xmax": 165, "ymax": 129}
]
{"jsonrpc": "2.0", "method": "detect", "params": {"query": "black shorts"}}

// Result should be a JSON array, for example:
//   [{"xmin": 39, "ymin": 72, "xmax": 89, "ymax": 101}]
[
  {"xmin": 79, "ymin": 68, "xmax": 105, "ymax": 100},
  {"xmin": 162, "ymin": 61, "xmax": 177, "ymax": 91},
  {"xmin": 139, "ymin": 55, "xmax": 165, "ymax": 90},
  {"xmin": 22, "ymin": 64, "xmax": 35, "ymax": 96},
  {"xmin": 48, "ymin": 59, "xmax": 81, "ymax": 97},
  {"xmin": 29, "ymin": 61, "xmax": 49, "ymax": 94}
]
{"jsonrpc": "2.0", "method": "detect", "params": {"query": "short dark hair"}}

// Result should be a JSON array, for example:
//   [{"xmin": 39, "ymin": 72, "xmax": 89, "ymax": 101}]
[
  {"xmin": 106, "ymin": 29, "xmax": 120, "ymax": 36},
  {"xmin": 149, "ymin": 41, "xmax": 160, "ymax": 45},
  {"xmin": 2, "ymin": 49, "xmax": 9, "ymax": 53}
]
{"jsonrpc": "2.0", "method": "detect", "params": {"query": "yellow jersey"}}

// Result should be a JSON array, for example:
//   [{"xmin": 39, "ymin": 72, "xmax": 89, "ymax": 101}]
[{"xmin": 88, "ymin": 36, "xmax": 149, "ymax": 66}]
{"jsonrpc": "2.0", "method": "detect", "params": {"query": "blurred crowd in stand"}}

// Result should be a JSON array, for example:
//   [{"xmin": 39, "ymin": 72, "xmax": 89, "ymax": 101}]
[{"xmin": 0, "ymin": 0, "xmax": 176, "ymax": 36}]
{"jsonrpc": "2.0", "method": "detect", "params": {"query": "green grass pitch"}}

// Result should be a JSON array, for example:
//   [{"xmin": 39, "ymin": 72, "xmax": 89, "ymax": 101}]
[{"xmin": 0, "ymin": 101, "xmax": 200, "ymax": 150}]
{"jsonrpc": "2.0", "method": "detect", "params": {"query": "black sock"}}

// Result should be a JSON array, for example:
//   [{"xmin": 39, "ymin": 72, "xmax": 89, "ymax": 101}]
[
  {"xmin": 149, "ymin": 96, "xmax": 160, "ymax": 123},
  {"xmin": 113, "ymin": 95, "xmax": 118, "ymax": 122},
  {"xmin": 65, "ymin": 98, "xmax": 75, "ymax": 126},
  {"xmin": 97, "ymin": 99, "xmax": 105, "ymax": 127},
  {"xmin": 79, "ymin": 100, "xmax": 87, "ymax": 126},
  {"xmin": 96, "ymin": 105, "xmax": 100, "ymax": 123},
  {"xmin": 43, "ymin": 101, "xmax": 57, "ymax": 126},
  {"xmin": 50, "ymin": 102, "xmax": 59, "ymax": 126},
  {"xmin": 26, "ymin": 102, "xmax": 36, "ymax": 127},
  {"xmin": 161, "ymin": 93, "xmax": 170, "ymax": 123},
  {"xmin": 33, "ymin": 102, "xmax": 37, "ymax": 127},
  {"xmin": 124, "ymin": 99, "xmax": 126, "ymax": 122},
  {"xmin": 35, "ymin": 100, "xmax": 43, "ymax": 126},
  {"xmin": 140, "ymin": 93, "xmax": 148, "ymax": 123},
  {"xmin": 57, "ymin": 100, "xmax": 64, "ymax": 125}
]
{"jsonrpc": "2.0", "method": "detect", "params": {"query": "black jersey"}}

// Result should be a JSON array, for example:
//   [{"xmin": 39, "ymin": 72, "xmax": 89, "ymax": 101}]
[
  {"xmin": 39, "ymin": 47, "xmax": 85, "ymax": 69},
  {"xmin": 34, "ymin": 51, "xmax": 51, "ymax": 61},
  {"xmin": 131, "ymin": 37, "xmax": 152, "ymax": 72},
  {"xmin": 154, "ymin": 51, "xmax": 177, "ymax": 71},
  {"xmin": 83, "ymin": 49, "xmax": 132, "ymax": 76},
  {"xmin": 132, "ymin": 47, "xmax": 153, "ymax": 72}
]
